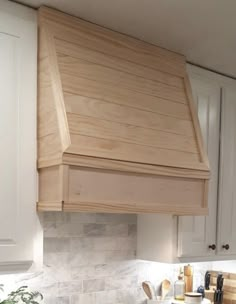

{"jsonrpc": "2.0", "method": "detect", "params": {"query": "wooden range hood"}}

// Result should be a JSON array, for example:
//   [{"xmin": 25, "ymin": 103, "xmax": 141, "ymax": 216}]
[{"xmin": 37, "ymin": 7, "xmax": 210, "ymax": 215}]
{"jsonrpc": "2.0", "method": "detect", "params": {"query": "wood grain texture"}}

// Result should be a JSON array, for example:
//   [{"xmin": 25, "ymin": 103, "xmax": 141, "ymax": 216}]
[
  {"xmin": 63, "ymin": 80, "xmax": 191, "ymax": 121},
  {"xmin": 37, "ymin": 165, "xmax": 208, "ymax": 215},
  {"xmin": 62, "ymin": 154, "xmax": 210, "ymax": 179},
  {"xmin": 37, "ymin": 6, "xmax": 210, "ymax": 214},
  {"xmin": 66, "ymin": 134, "xmax": 204, "ymax": 170},
  {"xmin": 67, "ymin": 113, "xmax": 198, "ymax": 153},
  {"xmin": 38, "ymin": 6, "xmax": 209, "ymax": 171},
  {"xmin": 55, "ymin": 38, "xmax": 184, "ymax": 89},
  {"xmin": 58, "ymin": 55, "xmax": 187, "ymax": 104},
  {"xmin": 209, "ymin": 271, "xmax": 236, "ymax": 304},
  {"xmin": 38, "ymin": 27, "xmax": 63, "ymax": 164},
  {"xmin": 63, "ymin": 203, "xmax": 208, "ymax": 215},
  {"xmin": 64, "ymin": 94, "xmax": 194, "ymax": 137},
  {"xmin": 39, "ymin": 7, "xmax": 186, "ymax": 77},
  {"xmin": 184, "ymin": 76, "xmax": 210, "ymax": 169}
]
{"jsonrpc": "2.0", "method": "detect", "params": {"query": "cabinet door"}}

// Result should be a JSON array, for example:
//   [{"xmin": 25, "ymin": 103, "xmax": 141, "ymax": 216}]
[
  {"xmin": 178, "ymin": 69, "xmax": 221, "ymax": 258},
  {"xmin": 217, "ymin": 85, "xmax": 236, "ymax": 255},
  {"xmin": 0, "ymin": 1, "xmax": 37, "ymax": 266}
]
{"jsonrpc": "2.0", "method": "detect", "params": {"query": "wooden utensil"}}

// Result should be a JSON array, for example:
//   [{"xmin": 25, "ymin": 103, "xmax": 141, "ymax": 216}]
[
  {"xmin": 142, "ymin": 281, "xmax": 156, "ymax": 300},
  {"xmin": 161, "ymin": 279, "xmax": 171, "ymax": 300}
]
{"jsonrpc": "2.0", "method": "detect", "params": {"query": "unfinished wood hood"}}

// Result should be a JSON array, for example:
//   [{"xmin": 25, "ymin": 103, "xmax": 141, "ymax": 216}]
[{"xmin": 37, "ymin": 7, "xmax": 210, "ymax": 215}]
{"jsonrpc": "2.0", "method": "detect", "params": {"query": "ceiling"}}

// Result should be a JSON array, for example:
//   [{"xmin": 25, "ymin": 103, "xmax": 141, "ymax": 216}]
[{"xmin": 15, "ymin": 0, "xmax": 236, "ymax": 78}]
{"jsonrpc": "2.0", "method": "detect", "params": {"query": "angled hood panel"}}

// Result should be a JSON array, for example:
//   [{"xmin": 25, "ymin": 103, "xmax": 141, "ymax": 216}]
[{"xmin": 37, "ymin": 7, "xmax": 210, "ymax": 215}]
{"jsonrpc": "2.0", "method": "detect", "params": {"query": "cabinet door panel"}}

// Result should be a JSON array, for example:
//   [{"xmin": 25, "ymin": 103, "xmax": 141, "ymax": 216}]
[
  {"xmin": 217, "ymin": 86, "xmax": 236, "ymax": 255},
  {"xmin": 0, "ymin": 1, "xmax": 37, "ymax": 265},
  {"xmin": 0, "ymin": 35, "xmax": 19, "ymax": 246},
  {"xmin": 178, "ymin": 72, "xmax": 220, "ymax": 257}
]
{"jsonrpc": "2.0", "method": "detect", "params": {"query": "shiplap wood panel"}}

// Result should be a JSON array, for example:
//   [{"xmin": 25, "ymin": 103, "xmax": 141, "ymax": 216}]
[
  {"xmin": 39, "ymin": 8, "xmax": 209, "ymax": 171},
  {"xmin": 63, "ymin": 79, "xmax": 191, "ymax": 120},
  {"xmin": 39, "ymin": 8, "xmax": 186, "ymax": 77},
  {"xmin": 58, "ymin": 55, "xmax": 187, "ymax": 104},
  {"xmin": 37, "ymin": 7, "xmax": 209, "ymax": 214},
  {"xmin": 64, "ymin": 94, "xmax": 194, "ymax": 137},
  {"xmin": 67, "ymin": 113, "xmax": 198, "ymax": 153},
  {"xmin": 55, "ymin": 38, "xmax": 184, "ymax": 89},
  {"xmin": 66, "ymin": 134, "xmax": 202, "ymax": 169}
]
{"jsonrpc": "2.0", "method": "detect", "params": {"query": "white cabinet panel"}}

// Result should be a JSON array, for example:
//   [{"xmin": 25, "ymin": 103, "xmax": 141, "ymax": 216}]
[
  {"xmin": 0, "ymin": 35, "xmax": 19, "ymax": 246},
  {"xmin": 0, "ymin": 0, "xmax": 37, "ymax": 266},
  {"xmin": 178, "ymin": 74, "xmax": 221, "ymax": 258},
  {"xmin": 217, "ymin": 86, "xmax": 236, "ymax": 255}
]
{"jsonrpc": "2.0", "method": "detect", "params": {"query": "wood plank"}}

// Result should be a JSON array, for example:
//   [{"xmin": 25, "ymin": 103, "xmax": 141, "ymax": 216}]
[
  {"xmin": 66, "ymin": 134, "xmax": 203, "ymax": 170},
  {"xmin": 62, "ymin": 75, "xmax": 191, "ymax": 120},
  {"xmin": 58, "ymin": 55, "xmax": 187, "ymax": 104},
  {"xmin": 37, "ymin": 201, "xmax": 63, "ymax": 211},
  {"xmin": 66, "ymin": 166, "xmax": 206, "ymax": 213},
  {"xmin": 62, "ymin": 154, "xmax": 210, "ymax": 179},
  {"xmin": 63, "ymin": 202, "xmax": 208, "ymax": 215},
  {"xmin": 38, "ymin": 166, "xmax": 64, "ymax": 204},
  {"xmin": 38, "ymin": 29, "xmax": 63, "ymax": 160},
  {"xmin": 65, "ymin": 94, "xmax": 195, "ymax": 137},
  {"xmin": 67, "ymin": 113, "xmax": 198, "ymax": 153},
  {"xmin": 55, "ymin": 38, "xmax": 184, "ymax": 89},
  {"xmin": 184, "ymin": 76, "xmax": 209, "ymax": 169},
  {"xmin": 42, "ymin": 27, "xmax": 71, "ymax": 152},
  {"xmin": 39, "ymin": 7, "xmax": 186, "ymax": 77}
]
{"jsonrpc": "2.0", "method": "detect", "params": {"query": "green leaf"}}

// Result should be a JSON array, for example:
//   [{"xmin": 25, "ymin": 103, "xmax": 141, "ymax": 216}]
[{"xmin": 2, "ymin": 285, "xmax": 43, "ymax": 304}]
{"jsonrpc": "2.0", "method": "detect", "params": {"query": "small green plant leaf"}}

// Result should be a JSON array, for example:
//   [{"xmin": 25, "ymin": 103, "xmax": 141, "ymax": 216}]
[{"xmin": 0, "ymin": 285, "xmax": 43, "ymax": 304}]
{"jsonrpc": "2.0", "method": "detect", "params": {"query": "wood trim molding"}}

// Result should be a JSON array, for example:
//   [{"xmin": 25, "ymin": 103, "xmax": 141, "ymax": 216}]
[
  {"xmin": 37, "ymin": 201, "xmax": 63, "ymax": 211},
  {"xmin": 39, "ymin": 17, "xmax": 71, "ymax": 153},
  {"xmin": 63, "ymin": 201, "xmax": 208, "ymax": 216},
  {"xmin": 62, "ymin": 153, "xmax": 210, "ymax": 179},
  {"xmin": 184, "ymin": 75, "xmax": 210, "ymax": 169}
]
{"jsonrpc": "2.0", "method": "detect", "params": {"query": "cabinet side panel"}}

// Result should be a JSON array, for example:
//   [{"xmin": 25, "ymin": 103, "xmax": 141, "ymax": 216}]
[{"xmin": 0, "ymin": 1, "xmax": 37, "ymax": 265}]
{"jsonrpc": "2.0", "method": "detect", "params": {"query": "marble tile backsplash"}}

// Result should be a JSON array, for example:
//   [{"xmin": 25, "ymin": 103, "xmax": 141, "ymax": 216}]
[{"xmin": 0, "ymin": 213, "xmax": 235, "ymax": 304}]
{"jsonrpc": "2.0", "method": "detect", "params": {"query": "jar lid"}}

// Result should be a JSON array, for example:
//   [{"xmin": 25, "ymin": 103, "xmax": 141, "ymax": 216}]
[{"xmin": 185, "ymin": 292, "xmax": 202, "ymax": 298}]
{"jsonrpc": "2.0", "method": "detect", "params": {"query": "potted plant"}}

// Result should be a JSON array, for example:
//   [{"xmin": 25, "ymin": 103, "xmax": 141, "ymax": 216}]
[{"xmin": 0, "ymin": 285, "xmax": 43, "ymax": 304}]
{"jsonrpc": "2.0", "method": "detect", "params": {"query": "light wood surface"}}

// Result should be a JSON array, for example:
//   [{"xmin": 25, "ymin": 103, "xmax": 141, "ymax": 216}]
[
  {"xmin": 37, "ymin": 6, "xmax": 210, "ymax": 214},
  {"xmin": 209, "ymin": 271, "xmax": 236, "ymax": 304},
  {"xmin": 37, "ymin": 165, "xmax": 208, "ymax": 215}
]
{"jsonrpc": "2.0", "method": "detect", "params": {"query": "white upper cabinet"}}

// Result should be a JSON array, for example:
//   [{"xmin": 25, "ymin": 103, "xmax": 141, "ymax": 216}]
[
  {"xmin": 138, "ymin": 65, "xmax": 236, "ymax": 263},
  {"xmin": 217, "ymin": 85, "xmax": 236, "ymax": 256},
  {"xmin": 0, "ymin": 0, "xmax": 37, "ymax": 267},
  {"xmin": 178, "ymin": 66, "xmax": 236, "ymax": 261},
  {"xmin": 178, "ymin": 67, "xmax": 221, "ymax": 258}
]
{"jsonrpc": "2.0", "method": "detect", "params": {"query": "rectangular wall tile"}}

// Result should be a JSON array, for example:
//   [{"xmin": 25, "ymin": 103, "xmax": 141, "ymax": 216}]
[
  {"xmin": 83, "ymin": 278, "xmax": 106, "ymax": 293},
  {"xmin": 0, "ymin": 212, "xmax": 222, "ymax": 304}
]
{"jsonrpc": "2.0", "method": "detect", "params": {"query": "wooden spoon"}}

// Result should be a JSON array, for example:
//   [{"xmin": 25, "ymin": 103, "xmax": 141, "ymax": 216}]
[
  {"xmin": 161, "ymin": 279, "xmax": 171, "ymax": 300},
  {"xmin": 142, "ymin": 281, "xmax": 156, "ymax": 299}
]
